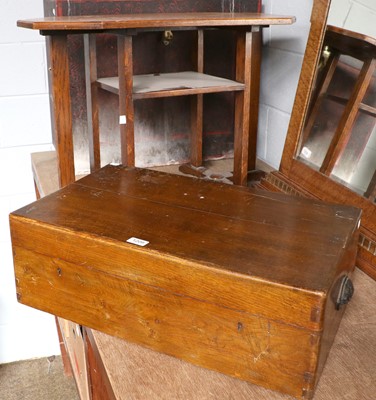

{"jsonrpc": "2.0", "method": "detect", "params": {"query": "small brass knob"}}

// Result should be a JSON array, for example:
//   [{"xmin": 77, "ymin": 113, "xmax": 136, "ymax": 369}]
[{"xmin": 162, "ymin": 30, "xmax": 173, "ymax": 46}]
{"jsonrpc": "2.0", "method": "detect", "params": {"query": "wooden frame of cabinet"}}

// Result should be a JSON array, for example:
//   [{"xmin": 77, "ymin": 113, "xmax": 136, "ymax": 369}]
[{"xmin": 276, "ymin": 5, "xmax": 376, "ymax": 279}]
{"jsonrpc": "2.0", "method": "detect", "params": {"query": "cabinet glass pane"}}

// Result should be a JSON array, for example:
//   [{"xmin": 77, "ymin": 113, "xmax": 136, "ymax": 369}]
[
  {"xmin": 331, "ymin": 111, "xmax": 376, "ymax": 195},
  {"xmin": 298, "ymin": 52, "xmax": 376, "ymax": 200}
]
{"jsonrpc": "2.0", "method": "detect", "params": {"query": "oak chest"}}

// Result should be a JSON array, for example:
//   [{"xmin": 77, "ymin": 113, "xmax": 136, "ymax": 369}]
[{"xmin": 10, "ymin": 165, "xmax": 361, "ymax": 399}]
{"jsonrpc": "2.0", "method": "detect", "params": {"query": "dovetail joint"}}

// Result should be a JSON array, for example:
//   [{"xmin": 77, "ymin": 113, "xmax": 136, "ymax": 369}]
[{"xmin": 302, "ymin": 387, "xmax": 314, "ymax": 400}]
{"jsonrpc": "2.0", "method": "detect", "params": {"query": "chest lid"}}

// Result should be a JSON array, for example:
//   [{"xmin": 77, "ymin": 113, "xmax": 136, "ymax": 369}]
[{"xmin": 11, "ymin": 165, "xmax": 361, "ymax": 294}]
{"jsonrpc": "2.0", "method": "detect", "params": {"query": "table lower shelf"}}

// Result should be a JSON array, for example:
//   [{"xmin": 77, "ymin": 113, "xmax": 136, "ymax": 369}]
[{"xmin": 96, "ymin": 71, "xmax": 245, "ymax": 99}]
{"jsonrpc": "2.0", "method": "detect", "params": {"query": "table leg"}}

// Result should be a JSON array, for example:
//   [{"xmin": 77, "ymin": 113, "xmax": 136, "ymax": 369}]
[
  {"xmin": 46, "ymin": 35, "xmax": 75, "ymax": 187},
  {"xmin": 118, "ymin": 35, "xmax": 135, "ymax": 167},
  {"xmin": 190, "ymin": 30, "xmax": 204, "ymax": 167},
  {"xmin": 234, "ymin": 29, "xmax": 259, "ymax": 186},
  {"xmin": 247, "ymin": 27, "xmax": 262, "ymax": 173},
  {"xmin": 84, "ymin": 34, "xmax": 101, "ymax": 172}
]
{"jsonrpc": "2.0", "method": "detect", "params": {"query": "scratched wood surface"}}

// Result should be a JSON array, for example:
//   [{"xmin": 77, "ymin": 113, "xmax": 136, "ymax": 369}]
[
  {"xmin": 17, "ymin": 13, "xmax": 295, "ymax": 31},
  {"xmin": 86, "ymin": 267, "xmax": 376, "ymax": 400},
  {"xmin": 12, "ymin": 165, "xmax": 360, "ymax": 294},
  {"xmin": 10, "ymin": 165, "xmax": 361, "ymax": 398}
]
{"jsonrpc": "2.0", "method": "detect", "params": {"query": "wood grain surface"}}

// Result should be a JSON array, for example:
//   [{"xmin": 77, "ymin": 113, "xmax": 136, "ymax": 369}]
[
  {"xmin": 86, "ymin": 268, "xmax": 376, "ymax": 400},
  {"xmin": 12, "ymin": 165, "xmax": 360, "ymax": 292},
  {"xmin": 46, "ymin": 35, "xmax": 75, "ymax": 187},
  {"xmin": 10, "ymin": 165, "xmax": 361, "ymax": 398},
  {"xmin": 17, "ymin": 13, "xmax": 296, "ymax": 31}
]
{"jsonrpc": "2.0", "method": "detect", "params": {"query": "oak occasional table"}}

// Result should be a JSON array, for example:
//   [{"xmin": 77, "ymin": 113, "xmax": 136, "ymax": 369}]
[{"xmin": 18, "ymin": 13, "xmax": 295, "ymax": 187}]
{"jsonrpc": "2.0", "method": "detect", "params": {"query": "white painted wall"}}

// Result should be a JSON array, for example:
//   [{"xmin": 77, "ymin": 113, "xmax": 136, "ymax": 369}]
[
  {"xmin": 257, "ymin": 0, "xmax": 314, "ymax": 169},
  {"xmin": 328, "ymin": 0, "xmax": 376, "ymax": 37},
  {"xmin": 0, "ymin": 0, "xmax": 59, "ymax": 363}
]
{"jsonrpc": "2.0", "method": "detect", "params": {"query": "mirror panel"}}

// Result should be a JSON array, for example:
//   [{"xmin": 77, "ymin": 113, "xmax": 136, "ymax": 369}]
[{"xmin": 297, "ymin": 24, "xmax": 376, "ymax": 201}]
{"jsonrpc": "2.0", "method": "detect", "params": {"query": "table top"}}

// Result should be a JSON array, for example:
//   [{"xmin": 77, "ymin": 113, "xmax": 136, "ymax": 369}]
[{"xmin": 17, "ymin": 12, "xmax": 295, "ymax": 32}]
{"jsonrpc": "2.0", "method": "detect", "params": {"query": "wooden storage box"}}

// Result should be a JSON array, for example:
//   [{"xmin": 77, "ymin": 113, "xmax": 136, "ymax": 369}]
[{"xmin": 10, "ymin": 166, "xmax": 361, "ymax": 399}]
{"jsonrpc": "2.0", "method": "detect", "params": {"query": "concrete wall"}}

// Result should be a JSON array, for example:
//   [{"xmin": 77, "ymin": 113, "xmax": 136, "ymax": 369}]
[{"xmin": 0, "ymin": 0, "xmax": 59, "ymax": 363}]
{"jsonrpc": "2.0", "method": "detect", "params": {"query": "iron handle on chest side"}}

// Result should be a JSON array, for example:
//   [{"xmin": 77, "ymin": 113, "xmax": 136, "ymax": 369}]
[{"xmin": 332, "ymin": 275, "xmax": 354, "ymax": 310}]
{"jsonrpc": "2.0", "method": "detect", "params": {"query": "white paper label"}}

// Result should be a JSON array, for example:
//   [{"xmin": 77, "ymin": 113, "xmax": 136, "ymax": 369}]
[
  {"xmin": 119, "ymin": 115, "xmax": 127, "ymax": 125},
  {"xmin": 127, "ymin": 237, "xmax": 149, "ymax": 247},
  {"xmin": 301, "ymin": 146, "xmax": 312, "ymax": 159}
]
